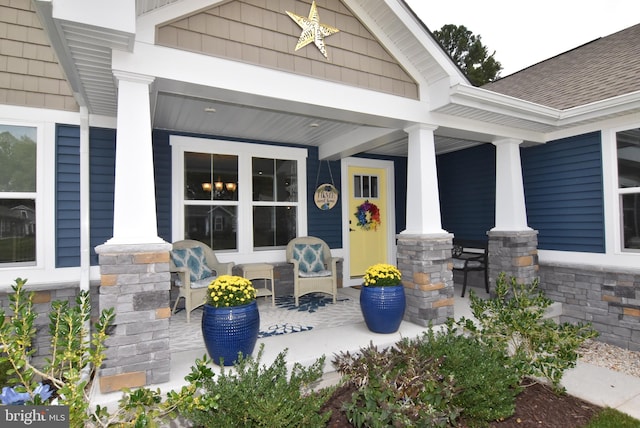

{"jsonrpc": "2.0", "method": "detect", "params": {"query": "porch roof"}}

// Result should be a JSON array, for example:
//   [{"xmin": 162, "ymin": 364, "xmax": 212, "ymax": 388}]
[{"xmin": 34, "ymin": 1, "xmax": 640, "ymax": 160}]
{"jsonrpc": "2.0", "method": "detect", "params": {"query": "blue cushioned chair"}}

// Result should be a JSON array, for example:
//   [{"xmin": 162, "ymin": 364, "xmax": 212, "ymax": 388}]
[
  {"xmin": 286, "ymin": 236, "xmax": 340, "ymax": 306},
  {"xmin": 170, "ymin": 239, "xmax": 234, "ymax": 322}
]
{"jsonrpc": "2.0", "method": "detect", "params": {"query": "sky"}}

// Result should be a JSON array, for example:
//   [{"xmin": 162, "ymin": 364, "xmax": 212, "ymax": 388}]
[{"xmin": 403, "ymin": 0, "xmax": 640, "ymax": 76}]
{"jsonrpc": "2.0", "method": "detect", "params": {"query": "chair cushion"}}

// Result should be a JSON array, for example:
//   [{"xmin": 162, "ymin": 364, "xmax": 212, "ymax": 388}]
[
  {"xmin": 299, "ymin": 269, "xmax": 332, "ymax": 278},
  {"xmin": 170, "ymin": 246, "xmax": 213, "ymax": 282},
  {"xmin": 174, "ymin": 275, "xmax": 217, "ymax": 289},
  {"xmin": 292, "ymin": 243, "xmax": 325, "ymax": 273}
]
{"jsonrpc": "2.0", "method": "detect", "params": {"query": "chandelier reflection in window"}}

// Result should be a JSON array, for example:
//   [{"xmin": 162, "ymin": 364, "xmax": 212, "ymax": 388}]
[{"xmin": 202, "ymin": 177, "xmax": 237, "ymax": 199}]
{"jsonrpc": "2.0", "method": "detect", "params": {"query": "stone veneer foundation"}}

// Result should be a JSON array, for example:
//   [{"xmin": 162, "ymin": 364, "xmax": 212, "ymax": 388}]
[
  {"xmin": 396, "ymin": 234, "xmax": 455, "ymax": 326},
  {"xmin": 487, "ymin": 230, "xmax": 539, "ymax": 292},
  {"xmin": 539, "ymin": 262, "xmax": 640, "ymax": 351},
  {"xmin": 95, "ymin": 243, "xmax": 172, "ymax": 393},
  {"xmin": 0, "ymin": 282, "xmax": 99, "ymax": 368}
]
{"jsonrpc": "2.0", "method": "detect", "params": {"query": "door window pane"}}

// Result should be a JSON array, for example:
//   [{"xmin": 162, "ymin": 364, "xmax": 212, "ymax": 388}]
[{"xmin": 354, "ymin": 175, "xmax": 379, "ymax": 199}]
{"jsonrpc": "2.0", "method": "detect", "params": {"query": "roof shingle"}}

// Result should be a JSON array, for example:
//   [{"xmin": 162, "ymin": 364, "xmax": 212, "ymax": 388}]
[{"xmin": 482, "ymin": 23, "xmax": 640, "ymax": 110}]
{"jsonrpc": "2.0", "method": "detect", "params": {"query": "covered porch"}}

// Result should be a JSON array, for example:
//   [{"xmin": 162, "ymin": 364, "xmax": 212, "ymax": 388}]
[
  {"xmin": 34, "ymin": 0, "xmax": 544, "ymax": 391},
  {"xmin": 90, "ymin": 281, "xmax": 483, "ymax": 409}
]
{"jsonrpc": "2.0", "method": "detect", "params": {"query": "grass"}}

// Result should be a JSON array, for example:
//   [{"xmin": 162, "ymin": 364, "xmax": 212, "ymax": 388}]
[{"xmin": 587, "ymin": 408, "xmax": 640, "ymax": 427}]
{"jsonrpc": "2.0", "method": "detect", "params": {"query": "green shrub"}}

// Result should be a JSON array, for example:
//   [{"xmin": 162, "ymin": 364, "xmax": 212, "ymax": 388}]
[
  {"xmin": 333, "ymin": 341, "xmax": 460, "ymax": 428},
  {"xmin": 0, "ymin": 278, "xmax": 197, "ymax": 427},
  {"xmin": 0, "ymin": 278, "xmax": 114, "ymax": 426},
  {"xmin": 416, "ymin": 325, "xmax": 521, "ymax": 426},
  {"xmin": 0, "ymin": 358, "xmax": 17, "ymax": 387},
  {"xmin": 179, "ymin": 345, "xmax": 331, "ymax": 427},
  {"xmin": 458, "ymin": 272, "xmax": 598, "ymax": 390}
]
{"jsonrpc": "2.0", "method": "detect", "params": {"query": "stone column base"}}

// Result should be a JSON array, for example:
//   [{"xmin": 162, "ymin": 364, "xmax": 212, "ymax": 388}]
[
  {"xmin": 397, "ymin": 233, "xmax": 454, "ymax": 326},
  {"xmin": 95, "ymin": 242, "xmax": 172, "ymax": 393},
  {"xmin": 487, "ymin": 230, "xmax": 539, "ymax": 290}
]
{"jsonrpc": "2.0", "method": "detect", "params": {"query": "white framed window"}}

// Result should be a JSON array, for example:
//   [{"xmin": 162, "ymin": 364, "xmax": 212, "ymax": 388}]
[
  {"xmin": 616, "ymin": 127, "xmax": 640, "ymax": 252},
  {"xmin": 0, "ymin": 123, "xmax": 38, "ymax": 267},
  {"xmin": 353, "ymin": 174, "xmax": 378, "ymax": 199},
  {"xmin": 171, "ymin": 136, "xmax": 307, "ymax": 255}
]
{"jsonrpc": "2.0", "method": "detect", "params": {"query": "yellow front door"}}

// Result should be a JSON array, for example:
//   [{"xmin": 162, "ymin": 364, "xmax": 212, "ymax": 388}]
[{"xmin": 348, "ymin": 165, "xmax": 388, "ymax": 278}]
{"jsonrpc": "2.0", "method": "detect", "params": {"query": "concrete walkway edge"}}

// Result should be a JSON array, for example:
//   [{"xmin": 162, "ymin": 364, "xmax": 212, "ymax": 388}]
[{"xmin": 562, "ymin": 360, "xmax": 640, "ymax": 420}]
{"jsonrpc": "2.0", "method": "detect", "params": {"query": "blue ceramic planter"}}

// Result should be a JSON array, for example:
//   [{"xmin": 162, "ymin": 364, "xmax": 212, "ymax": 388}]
[
  {"xmin": 360, "ymin": 285, "xmax": 406, "ymax": 333},
  {"xmin": 202, "ymin": 301, "xmax": 260, "ymax": 366}
]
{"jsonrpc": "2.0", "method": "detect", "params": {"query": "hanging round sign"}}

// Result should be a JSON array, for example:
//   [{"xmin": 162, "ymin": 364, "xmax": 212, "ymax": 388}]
[{"xmin": 314, "ymin": 183, "xmax": 339, "ymax": 210}]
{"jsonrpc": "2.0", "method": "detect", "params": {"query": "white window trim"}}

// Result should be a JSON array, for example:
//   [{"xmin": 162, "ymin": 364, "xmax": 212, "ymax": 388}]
[
  {"xmin": 170, "ymin": 135, "xmax": 308, "ymax": 264},
  {"xmin": 0, "ymin": 120, "xmax": 44, "ymax": 271},
  {"xmin": 609, "ymin": 125, "xmax": 640, "ymax": 254}
]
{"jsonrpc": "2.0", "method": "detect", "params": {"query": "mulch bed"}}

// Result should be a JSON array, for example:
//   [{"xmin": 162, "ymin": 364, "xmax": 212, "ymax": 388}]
[{"xmin": 322, "ymin": 380, "xmax": 602, "ymax": 428}]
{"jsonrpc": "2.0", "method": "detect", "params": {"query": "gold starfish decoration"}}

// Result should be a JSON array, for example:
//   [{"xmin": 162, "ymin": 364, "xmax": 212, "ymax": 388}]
[{"xmin": 286, "ymin": 1, "xmax": 339, "ymax": 59}]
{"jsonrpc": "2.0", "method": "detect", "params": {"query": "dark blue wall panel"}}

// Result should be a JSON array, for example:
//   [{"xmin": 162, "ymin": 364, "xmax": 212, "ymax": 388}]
[
  {"xmin": 152, "ymin": 130, "xmax": 172, "ymax": 242},
  {"xmin": 522, "ymin": 132, "xmax": 605, "ymax": 252},
  {"xmin": 436, "ymin": 144, "xmax": 496, "ymax": 242},
  {"xmin": 89, "ymin": 128, "xmax": 116, "ymax": 265},
  {"xmin": 306, "ymin": 146, "xmax": 342, "ymax": 248},
  {"xmin": 55, "ymin": 125, "xmax": 80, "ymax": 268}
]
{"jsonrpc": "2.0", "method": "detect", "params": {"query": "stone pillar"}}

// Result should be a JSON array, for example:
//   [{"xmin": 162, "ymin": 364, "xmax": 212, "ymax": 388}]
[
  {"xmin": 397, "ymin": 233, "xmax": 454, "ymax": 326},
  {"xmin": 487, "ymin": 230, "xmax": 539, "ymax": 288},
  {"xmin": 95, "ymin": 242, "xmax": 172, "ymax": 393}
]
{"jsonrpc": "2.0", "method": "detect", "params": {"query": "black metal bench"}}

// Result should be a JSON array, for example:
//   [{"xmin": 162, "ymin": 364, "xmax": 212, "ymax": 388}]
[{"xmin": 452, "ymin": 239, "xmax": 489, "ymax": 297}]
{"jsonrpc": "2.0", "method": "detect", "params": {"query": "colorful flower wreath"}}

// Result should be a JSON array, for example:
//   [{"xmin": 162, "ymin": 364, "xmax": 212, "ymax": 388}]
[{"xmin": 354, "ymin": 200, "xmax": 381, "ymax": 231}]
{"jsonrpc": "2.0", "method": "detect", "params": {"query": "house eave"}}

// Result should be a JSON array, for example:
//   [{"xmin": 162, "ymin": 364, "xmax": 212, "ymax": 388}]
[{"xmin": 438, "ymin": 84, "xmax": 640, "ymax": 136}]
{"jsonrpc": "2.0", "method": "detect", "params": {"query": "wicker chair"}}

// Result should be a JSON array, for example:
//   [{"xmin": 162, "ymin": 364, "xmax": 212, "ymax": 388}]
[
  {"xmin": 170, "ymin": 239, "xmax": 234, "ymax": 322},
  {"xmin": 286, "ymin": 236, "xmax": 340, "ymax": 306}
]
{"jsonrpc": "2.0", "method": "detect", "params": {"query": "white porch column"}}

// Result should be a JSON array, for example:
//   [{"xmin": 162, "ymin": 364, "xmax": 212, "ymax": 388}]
[
  {"xmin": 402, "ymin": 124, "xmax": 447, "ymax": 235},
  {"xmin": 492, "ymin": 138, "xmax": 532, "ymax": 231},
  {"xmin": 107, "ymin": 71, "xmax": 163, "ymax": 244}
]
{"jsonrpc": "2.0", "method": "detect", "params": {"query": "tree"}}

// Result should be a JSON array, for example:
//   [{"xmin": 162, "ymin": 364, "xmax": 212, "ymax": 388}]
[{"xmin": 433, "ymin": 24, "xmax": 502, "ymax": 86}]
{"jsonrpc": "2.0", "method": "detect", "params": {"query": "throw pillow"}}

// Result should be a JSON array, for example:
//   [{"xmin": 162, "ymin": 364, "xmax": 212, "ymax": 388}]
[
  {"xmin": 170, "ymin": 246, "xmax": 213, "ymax": 282},
  {"xmin": 292, "ymin": 243, "xmax": 325, "ymax": 273}
]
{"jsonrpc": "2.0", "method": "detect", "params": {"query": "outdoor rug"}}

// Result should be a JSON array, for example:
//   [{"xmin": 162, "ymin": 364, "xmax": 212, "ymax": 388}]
[{"xmin": 169, "ymin": 288, "xmax": 363, "ymax": 353}]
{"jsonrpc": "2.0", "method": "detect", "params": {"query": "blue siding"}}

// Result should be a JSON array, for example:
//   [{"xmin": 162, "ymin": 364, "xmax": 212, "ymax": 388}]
[
  {"xmin": 89, "ymin": 128, "xmax": 116, "ymax": 265},
  {"xmin": 55, "ymin": 125, "xmax": 80, "ymax": 268},
  {"xmin": 436, "ymin": 144, "xmax": 496, "ymax": 241},
  {"xmin": 522, "ymin": 132, "xmax": 605, "ymax": 253},
  {"xmin": 153, "ymin": 130, "xmax": 172, "ymax": 242},
  {"xmin": 306, "ymin": 146, "xmax": 342, "ymax": 248}
]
